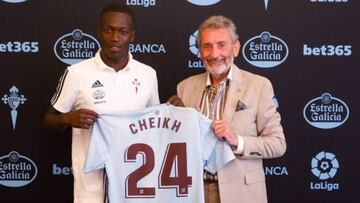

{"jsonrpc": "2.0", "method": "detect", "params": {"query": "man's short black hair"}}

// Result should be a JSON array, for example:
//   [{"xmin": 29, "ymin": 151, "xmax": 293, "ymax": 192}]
[{"xmin": 100, "ymin": 2, "xmax": 135, "ymax": 28}]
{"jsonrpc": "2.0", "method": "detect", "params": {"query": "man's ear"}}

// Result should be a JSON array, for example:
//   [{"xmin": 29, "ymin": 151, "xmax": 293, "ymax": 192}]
[
  {"xmin": 233, "ymin": 40, "xmax": 240, "ymax": 57},
  {"xmin": 130, "ymin": 30, "xmax": 135, "ymax": 43}
]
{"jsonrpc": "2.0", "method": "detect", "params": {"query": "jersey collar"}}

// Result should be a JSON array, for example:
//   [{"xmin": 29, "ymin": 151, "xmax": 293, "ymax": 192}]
[{"xmin": 95, "ymin": 50, "xmax": 133, "ymax": 72}]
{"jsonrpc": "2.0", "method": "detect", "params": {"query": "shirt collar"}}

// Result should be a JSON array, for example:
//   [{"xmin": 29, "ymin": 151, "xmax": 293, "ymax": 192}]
[
  {"xmin": 206, "ymin": 65, "xmax": 233, "ymax": 86},
  {"xmin": 95, "ymin": 49, "xmax": 133, "ymax": 72}
]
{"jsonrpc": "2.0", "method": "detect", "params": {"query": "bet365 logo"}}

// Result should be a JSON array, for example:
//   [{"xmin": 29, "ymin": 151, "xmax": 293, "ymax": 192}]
[{"xmin": 303, "ymin": 44, "xmax": 351, "ymax": 56}]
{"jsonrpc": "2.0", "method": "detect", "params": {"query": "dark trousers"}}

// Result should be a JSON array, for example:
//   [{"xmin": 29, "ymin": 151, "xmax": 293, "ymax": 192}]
[{"xmin": 204, "ymin": 181, "xmax": 220, "ymax": 203}]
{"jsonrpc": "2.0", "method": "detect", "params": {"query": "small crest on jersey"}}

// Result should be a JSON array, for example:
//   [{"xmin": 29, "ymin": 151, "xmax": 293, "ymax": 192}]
[
  {"xmin": 132, "ymin": 78, "xmax": 141, "ymax": 94},
  {"xmin": 92, "ymin": 90, "xmax": 106, "ymax": 104},
  {"xmin": 91, "ymin": 80, "xmax": 103, "ymax": 88}
]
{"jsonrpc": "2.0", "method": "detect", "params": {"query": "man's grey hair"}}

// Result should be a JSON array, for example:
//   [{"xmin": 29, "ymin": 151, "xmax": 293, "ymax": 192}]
[{"xmin": 197, "ymin": 15, "xmax": 239, "ymax": 46}]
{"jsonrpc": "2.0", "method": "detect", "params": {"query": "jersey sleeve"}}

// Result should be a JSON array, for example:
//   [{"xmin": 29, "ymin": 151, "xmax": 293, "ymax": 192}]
[
  {"xmin": 50, "ymin": 67, "xmax": 79, "ymax": 113},
  {"xmin": 83, "ymin": 116, "xmax": 110, "ymax": 173},
  {"xmin": 198, "ymin": 113, "xmax": 235, "ymax": 174}
]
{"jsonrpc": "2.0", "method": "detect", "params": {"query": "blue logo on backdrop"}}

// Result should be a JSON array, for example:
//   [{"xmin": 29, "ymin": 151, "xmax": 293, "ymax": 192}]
[
  {"xmin": 303, "ymin": 93, "xmax": 349, "ymax": 129},
  {"xmin": 310, "ymin": 0, "xmax": 347, "ymax": 3},
  {"xmin": 52, "ymin": 164, "xmax": 72, "ymax": 176},
  {"xmin": 272, "ymin": 97, "xmax": 279, "ymax": 108},
  {"xmin": 187, "ymin": 0, "xmax": 221, "ymax": 6},
  {"xmin": 188, "ymin": 30, "xmax": 204, "ymax": 69},
  {"xmin": 2, "ymin": 86, "xmax": 26, "ymax": 130},
  {"xmin": 129, "ymin": 43, "xmax": 166, "ymax": 54},
  {"xmin": 0, "ymin": 151, "xmax": 38, "ymax": 187},
  {"xmin": 310, "ymin": 151, "xmax": 340, "ymax": 191},
  {"xmin": 264, "ymin": 0, "xmax": 269, "ymax": 10},
  {"xmin": 189, "ymin": 30, "xmax": 200, "ymax": 57},
  {"xmin": 54, "ymin": 29, "xmax": 100, "ymax": 65},
  {"xmin": 303, "ymin": 44, "xmax": 352, "ymax": 56},
  {"xmin": 242, "ymin": 31, "xmax": 289, "ymax": 68},
  {"xmin": 1, "ymin": 0, "xmax": 27, "ymax": 3},
  {"xmin": 0, "ymin": 41, "xmax": 39, "ymax": 53},
  {"xmin": 126, "ymin": 0, "xmax": 156, "ymax": 7},
  {"xmin": 264, "ymin": 166, "xmax": 288, "ymax": 176}
]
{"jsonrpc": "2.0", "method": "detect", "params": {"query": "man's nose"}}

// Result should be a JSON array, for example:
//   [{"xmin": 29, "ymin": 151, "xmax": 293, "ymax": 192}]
[
  {"xmin": 209, "ymin": 47, "xmax": 220, "ymax": 58},
  {"xmin": 110, "ymin": 31, "xmax": 121, "ymax": 41}
]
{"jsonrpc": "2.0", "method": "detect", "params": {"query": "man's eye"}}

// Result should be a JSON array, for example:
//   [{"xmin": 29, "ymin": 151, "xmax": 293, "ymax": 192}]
[
  {"xmin": 201, "ymin": 45, "xmax": 211, "ymax": 49},
  {"xmin": 119, "ymin": 31, "xmax": 129, "ymax": 35},
  {"xmin": 103, "ymin": 28, "xmax": 113, "ymax": 33},
  {"xmin": 218, "ymin": 43, "xmax": 227, "ymax": 48}
]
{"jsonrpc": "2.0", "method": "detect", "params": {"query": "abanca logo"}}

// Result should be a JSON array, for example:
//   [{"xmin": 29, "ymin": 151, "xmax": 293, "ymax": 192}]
[
  {"xmin": 187, "ymin": 0, "xmax": 221, "ymax": 6},
  {"xmin": 54, "ymin": 29, "xmax": 100, "ymax": 65},
  {"xmin": 0, "ymin": 151, "xmax": 38, "ymax": 187},
  {"xmin": 303, "ymin": 93, "xmax": 349, "ymax": 129},
  {"xmin": 242, "ymin": 31, "xmax": 288, "ymax": 68}
]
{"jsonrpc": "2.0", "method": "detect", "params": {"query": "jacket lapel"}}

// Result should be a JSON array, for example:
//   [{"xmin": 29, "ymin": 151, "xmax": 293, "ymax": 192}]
[
  {"xmin": 223, "ymin": 66, "xmax": 243, "ymax": 121},
  {"xmin": 192, "ymin": 73, "xmax": 207, "ymax": 111}
]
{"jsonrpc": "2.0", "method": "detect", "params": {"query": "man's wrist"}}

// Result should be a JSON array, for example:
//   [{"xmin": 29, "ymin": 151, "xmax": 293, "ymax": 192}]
[{"xmin": 233, "ymin": 135, "xmax": 244, "ymax": 154}]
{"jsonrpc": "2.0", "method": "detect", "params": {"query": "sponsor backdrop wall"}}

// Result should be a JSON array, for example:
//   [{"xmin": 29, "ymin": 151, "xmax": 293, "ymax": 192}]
[{"xmin": 0, "ymin": 0, "xmax": 358, "ymax": 202}]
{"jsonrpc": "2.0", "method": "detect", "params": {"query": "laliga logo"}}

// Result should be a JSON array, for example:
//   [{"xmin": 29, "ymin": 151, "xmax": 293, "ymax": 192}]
[
  {"xmin": 310, "ymin": 151, "xmax": 340, "ymax": 191},
  {"xmin": 2, "ymin": 85, "xmax": 26, "ymax": 130},
  {"xmin": 242, "ymin": 31, "xmax": 288, "ymax": 68},
  {"xmin": 54, "ymin": 29, "xmax": 100, "ymax": 65},
  {"xmin": 126, "ymin": 0, "xmax": 156, "ymax": 7},
  {"xmin": 187, "ymin": 0, "xmax": 221, "ymax": 6},
  {"xmin": 303, "ymin": 93, "xmax": 349, "ymax": 129},
  {"xmin": 188, "ymin": 30, "xmax": 203, "ymax": 68},
  {"xmin": 311, "ymin": 151, "xmax": 339, "ymax": 180},
  {"xmin": 0, "ymin": 151, "xmax": 38, "ymax": 187},
  {"xmin": 189, "ymin": 30, "xmax": 200, "ymax": 57},
  {"xmin": 1, "ymin": 0, "xmax": 26, "ymax": 3}
]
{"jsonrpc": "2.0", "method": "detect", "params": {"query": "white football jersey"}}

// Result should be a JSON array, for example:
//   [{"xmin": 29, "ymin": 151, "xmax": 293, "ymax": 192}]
[{"xmin": 84, "ymin": 104, "xmax": 234, "ymax": 203}]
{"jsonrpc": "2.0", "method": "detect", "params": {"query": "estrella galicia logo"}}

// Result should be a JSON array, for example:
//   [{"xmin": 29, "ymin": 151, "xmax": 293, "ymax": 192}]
[
  {"xmin": 2, "ymin": 85, "xmax": 26, "ymax": 130},
  {"xmin": 242, "ymin": 31, "xmax": 289, "ymax": 68},
  {"xmin": 310, "ymin": 151, "xmax": 340, "ymax": 191},
  {"xmin": 1, "ymin": 0, "xmax": 26, "ymax": 3},
  {"xmin": 188, "ymin": 30, "xmax": 203, "ymax": 69},
  {"xmin": 303, "ymin": 93, "xmax": 349, "ymax": 129},
  {"xmin": 187, "ymin": 0, "xmax": 221, "ymax": 6},
  {"xmin": 54, "ymin": 29, "xmax": 100, "ymax": 65},
  {"xmin": 0, "ymin": 151, "xmax": 38, "ymax": 187}
]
